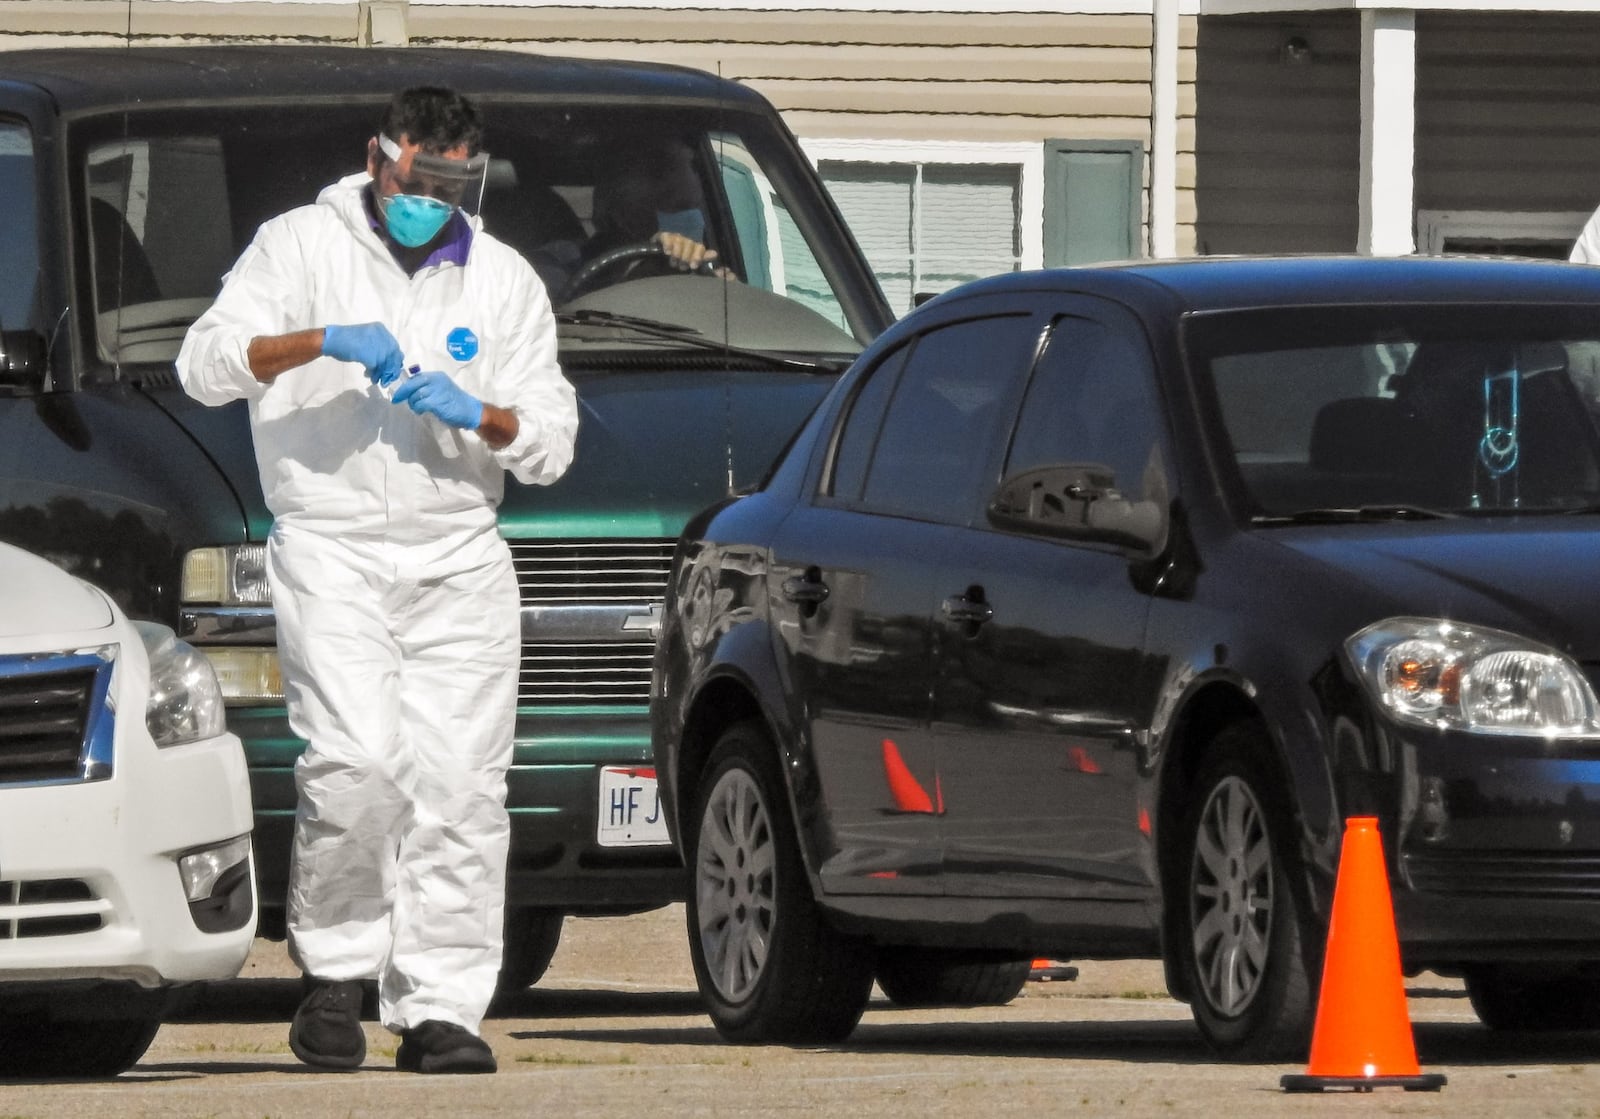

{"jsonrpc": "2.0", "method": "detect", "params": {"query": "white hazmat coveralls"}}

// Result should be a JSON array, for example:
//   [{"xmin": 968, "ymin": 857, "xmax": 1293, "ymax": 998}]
[{"xmin": 177, "ymin": 172, "xmax": 578, "ymax": 1034}]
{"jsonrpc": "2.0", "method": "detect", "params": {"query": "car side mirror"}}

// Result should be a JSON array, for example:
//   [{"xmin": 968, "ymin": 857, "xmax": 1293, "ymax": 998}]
[
  {"xmin": 987, "ymin": 462, "xmax": 1166, "ymax": 553},
  {"xmin": 0, "ymin": 330, "xmax": 47, "ymax": 393}
]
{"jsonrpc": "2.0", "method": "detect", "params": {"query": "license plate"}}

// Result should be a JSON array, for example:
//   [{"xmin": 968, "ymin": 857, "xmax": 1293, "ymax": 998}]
[{"xmin": 597, "ymin": 766, "xmax": 670, "ymax": 847}]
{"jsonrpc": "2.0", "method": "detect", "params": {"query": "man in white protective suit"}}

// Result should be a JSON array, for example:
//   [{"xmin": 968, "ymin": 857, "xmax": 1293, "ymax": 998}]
[{"xmin": 177, "ymin": 86, "xmax": 578, "ymax": 1075}]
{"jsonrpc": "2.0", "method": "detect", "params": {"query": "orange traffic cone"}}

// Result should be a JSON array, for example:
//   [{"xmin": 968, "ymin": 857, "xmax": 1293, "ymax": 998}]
[
  {"xmin": 1280, "ymin": 816, "xmax": 1446, "ymax": 1093},
  {"xmin": 881, "ymin": 738, "xmax": 936, "ymax": 814},
  {"xmin": 1028, "ymin": 959, "xmax": 1079, "ymax": 982}
]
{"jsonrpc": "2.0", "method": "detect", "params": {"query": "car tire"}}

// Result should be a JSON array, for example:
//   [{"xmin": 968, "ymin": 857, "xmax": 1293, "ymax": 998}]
[
  {"xmin": 0, "ymin": 1011, "xmax": 162, "ymax": 1078},
  {"xmin": 874, "ymin": 949, "xmax": 1030, "ymax": 1008},
  {"xmin": 685, "ymin": 719, "xmax": 874, "ymax": 1044},
  {"xmin": 495, "ymin": 907, "xmax": 565, "ymax": 998},
  {"xmin": 1465, "ymin": 965, "xmax": 1600, "ymax": 1031},
  {"xmin": 1173, "ymin": 727, "xmax": 1317, "ymax": 1061}
]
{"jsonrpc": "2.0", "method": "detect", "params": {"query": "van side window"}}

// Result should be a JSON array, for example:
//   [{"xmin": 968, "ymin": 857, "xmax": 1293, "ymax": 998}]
[
  {"xmin": 86, "ymin": 137, "xmax": 234, "ymax": 363},
  {"xmin": 0, "ymin": 120, "xmax": 39, "ymax": 332},
  {"xmin": 715, "ymin": 132, "xmax": 846, "ymax": 333}
]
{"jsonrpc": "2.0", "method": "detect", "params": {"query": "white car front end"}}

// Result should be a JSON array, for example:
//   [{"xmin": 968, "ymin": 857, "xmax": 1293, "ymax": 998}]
[{"xmin": 0, "ymin": 542, "xmax": 255, "ymax": 988}]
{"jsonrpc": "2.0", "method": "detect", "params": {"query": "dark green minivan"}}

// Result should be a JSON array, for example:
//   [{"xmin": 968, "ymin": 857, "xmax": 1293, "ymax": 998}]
[{"xmin": 0, "ymin": 45, "xmax": 891, "ymax": 991}]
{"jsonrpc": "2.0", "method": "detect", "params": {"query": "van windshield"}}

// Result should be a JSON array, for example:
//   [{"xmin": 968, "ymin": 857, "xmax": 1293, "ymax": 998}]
[
  {"xmin": 1189, "ymin": 305, "xmax": 1600, "ymax": 518},
  {"xmin": 74, "ymin": 102, "xmax": 883, "ymax": 371}
]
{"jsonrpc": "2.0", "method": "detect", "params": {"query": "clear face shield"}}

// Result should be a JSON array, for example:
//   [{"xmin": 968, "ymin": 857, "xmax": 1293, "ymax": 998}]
[{"xmin": 375, "ymin": 133, "xmax": 491, "ymax": 245}]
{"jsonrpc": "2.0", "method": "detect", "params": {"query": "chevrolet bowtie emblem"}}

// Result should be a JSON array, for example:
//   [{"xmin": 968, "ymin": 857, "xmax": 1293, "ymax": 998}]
[{"xmin": 621, "ymin": 603, "xmax": 664, "ymax": 637}]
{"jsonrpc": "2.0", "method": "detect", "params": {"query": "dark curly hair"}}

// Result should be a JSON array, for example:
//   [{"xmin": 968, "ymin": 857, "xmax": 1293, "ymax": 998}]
[{"xmin": 377, "ymin": 86, "xmax": 484, "ymax": 156}]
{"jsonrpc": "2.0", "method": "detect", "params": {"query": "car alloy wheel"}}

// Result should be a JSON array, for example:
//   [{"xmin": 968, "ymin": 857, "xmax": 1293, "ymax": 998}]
[
  {"xmin": 685, "ymin": 720, "xmax": 874, "ymax": 1043},
  {"xmin": 1189, "ymin": 774, "xmax": 1275, "ymax": 1017},
  {"xmin": 1175, "ymin": 728, "xmax": 1315, "ymax": 1061},
  {"xmin": 696, "ymin": 765, "xmax": 776, "ymax": 1004}
]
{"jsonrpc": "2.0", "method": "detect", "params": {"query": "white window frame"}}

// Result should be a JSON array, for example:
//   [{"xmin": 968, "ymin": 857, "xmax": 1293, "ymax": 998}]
[
  {"xmin": 800, "ymin": 139, "xmax": 1045, "ymax": 282},
  {"xmin": 1417, "ymin": 209, "xmax": 1591, "ymax": 257}
]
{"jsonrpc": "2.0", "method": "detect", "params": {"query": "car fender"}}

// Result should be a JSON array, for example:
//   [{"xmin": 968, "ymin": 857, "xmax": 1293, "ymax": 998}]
[{"xmin": 1148, "ymin": 642, "xmax": 1347, "ymax": 1002}]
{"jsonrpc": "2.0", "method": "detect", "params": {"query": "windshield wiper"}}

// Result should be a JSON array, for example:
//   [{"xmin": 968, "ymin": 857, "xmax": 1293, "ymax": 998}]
[
  {"xmin": 1252, "ymin": 504, "xmax": 1458, "ymax": 525},
  {"xmin": 555, "ymin": 308, "xmax": 850, "ymax": 372}
]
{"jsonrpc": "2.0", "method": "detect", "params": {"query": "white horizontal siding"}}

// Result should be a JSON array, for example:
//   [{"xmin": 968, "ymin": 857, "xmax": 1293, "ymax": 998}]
[{"xmin": 0, "ymin": 1, "xmax": 1197, "ymax": 251}]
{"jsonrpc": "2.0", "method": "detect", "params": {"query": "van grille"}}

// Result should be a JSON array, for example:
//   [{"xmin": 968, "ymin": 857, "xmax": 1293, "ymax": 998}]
[
  {"xmin": 0, "ymin": 666, "xmax": 98, "ymax": 784},
  {"xmin": 511, "ymin": 539, "xmax": 675, "ymax": 706}
]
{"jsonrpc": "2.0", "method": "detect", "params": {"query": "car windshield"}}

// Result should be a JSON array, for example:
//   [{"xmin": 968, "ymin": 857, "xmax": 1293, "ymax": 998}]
[
  {"xmin": 74, "ymin": 102, "xmax": 879, "ymax": 373},
  {"xmin": 1187, "ymin": 304, "xmax": 1600, "ymax": 518}
]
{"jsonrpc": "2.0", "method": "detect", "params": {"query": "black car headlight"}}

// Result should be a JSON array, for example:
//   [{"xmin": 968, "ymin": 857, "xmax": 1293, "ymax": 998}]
[{"xmin": 1348, "ymin": 617, "xmax": 1600, "ymax": 737}]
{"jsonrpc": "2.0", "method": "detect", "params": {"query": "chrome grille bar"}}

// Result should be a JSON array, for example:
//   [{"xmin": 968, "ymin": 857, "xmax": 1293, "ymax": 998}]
[{"xmin": 511, "ymin": 539, "xmax": 673, "ymax": 706}]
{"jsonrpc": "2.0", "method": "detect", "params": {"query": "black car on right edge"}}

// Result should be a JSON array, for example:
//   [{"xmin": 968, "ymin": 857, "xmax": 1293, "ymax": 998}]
[{"xmin": 652, "ymin": 255, "xmax": 1600, "ymax": 1058}]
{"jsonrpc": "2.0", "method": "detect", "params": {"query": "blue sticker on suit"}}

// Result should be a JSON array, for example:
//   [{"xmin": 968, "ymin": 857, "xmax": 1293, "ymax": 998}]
[{"xmin": 446, "ymin": 327, "xmax": 479, "ymax": 361}]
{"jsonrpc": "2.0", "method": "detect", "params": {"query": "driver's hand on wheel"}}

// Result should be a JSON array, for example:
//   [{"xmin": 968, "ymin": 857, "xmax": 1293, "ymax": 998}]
[{"xmin": 653, "ymin": 231, "xmax": 719, "ymax": 274}]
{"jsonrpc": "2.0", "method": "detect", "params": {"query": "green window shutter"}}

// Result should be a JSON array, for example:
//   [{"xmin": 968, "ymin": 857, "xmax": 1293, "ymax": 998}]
[{"xmin": 1044, "ymin": 140, "xmax": 1143, "ymax": 267}]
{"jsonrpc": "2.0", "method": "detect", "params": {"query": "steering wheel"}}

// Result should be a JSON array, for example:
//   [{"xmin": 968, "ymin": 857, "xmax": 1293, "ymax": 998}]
[
  {"xmin": 560, "ymin": 242, "xmax": 669, "ymax": 302},
  {"xmin": 559, "ymin": 241, "xmax": 718, "ymax": 303}
]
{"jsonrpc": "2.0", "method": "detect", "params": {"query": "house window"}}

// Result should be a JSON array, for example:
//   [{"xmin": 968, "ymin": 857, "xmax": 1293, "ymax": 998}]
[
  {"xmin": 1416, "ymin": 210, "xmax": 1591, "ymax": 262},
  {"xmin": 818, "ymin": 160, "xmax": 1022, "ymax": 312},
  {"xmin": 805, "ymin": 142, "xmax": 1042, "ymax": 315}
]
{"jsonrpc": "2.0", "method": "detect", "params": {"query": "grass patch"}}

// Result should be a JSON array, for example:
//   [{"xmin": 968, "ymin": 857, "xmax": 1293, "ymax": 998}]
[{"xmin": 516, "ymin": 1053, "xmax": 636, "ymax": 1067}]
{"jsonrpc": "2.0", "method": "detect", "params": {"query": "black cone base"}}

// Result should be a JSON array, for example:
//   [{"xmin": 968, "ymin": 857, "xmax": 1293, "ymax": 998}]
[{"xmin": 1281, "ymin": 1072, "xmax": 1447, "ymax": 1093}]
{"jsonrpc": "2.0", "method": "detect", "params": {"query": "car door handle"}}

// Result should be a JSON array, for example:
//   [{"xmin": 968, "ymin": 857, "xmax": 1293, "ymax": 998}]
[
  {"xmin": 941, "ymin": 594, "xmax": 993, "ymax": 625},
  {"xmin": 782, "ymin": 569, "xmax": 830, "ymax": 606}
]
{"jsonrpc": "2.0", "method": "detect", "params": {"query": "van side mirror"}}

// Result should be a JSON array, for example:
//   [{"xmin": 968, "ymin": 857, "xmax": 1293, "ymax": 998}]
[
  {"xmin": 987, "ymin": 462, "xmax": 1165, "ymax": 553},
  {"xmin": 0, "ymin": 330, "xmax": 47, "ymax": 392}
]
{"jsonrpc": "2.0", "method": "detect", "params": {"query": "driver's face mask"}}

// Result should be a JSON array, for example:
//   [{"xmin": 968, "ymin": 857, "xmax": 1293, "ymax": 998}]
[
  {"xmin": 656, "ymin": 208, "xmax": 706, "ymax": 244},
  {"xmin": 376, "ymin": 133, "xmax": 490, "ymax": 247}
]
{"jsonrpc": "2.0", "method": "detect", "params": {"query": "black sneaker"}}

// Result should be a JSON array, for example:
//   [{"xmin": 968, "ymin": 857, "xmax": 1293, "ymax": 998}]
[
  {"xmin": 395, "ymin": 1020, "xmax": 497, "ymax": 1074},
  {"xmin": 288, "ymin": 977, "xmax": 366, "ymax": 1070}
]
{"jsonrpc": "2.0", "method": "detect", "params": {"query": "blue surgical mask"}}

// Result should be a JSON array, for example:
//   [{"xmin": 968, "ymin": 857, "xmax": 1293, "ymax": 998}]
[
  {"xmin": 381, "ymin": 193, "xmax": 454, "ymax": 248},
  {"xmin": 656, "ymin": 208, "xmax": 706, "ymax": 244}
]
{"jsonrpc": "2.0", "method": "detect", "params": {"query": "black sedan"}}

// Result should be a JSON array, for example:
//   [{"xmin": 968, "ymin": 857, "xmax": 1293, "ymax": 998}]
[{"xmin": 651, "ymin": 255, "xmax": 1600, "ymax": 1058}]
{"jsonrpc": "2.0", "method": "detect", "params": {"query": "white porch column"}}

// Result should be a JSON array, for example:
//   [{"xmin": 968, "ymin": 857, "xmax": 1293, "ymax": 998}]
[
  {"xmin": 1150, "ymin": 0, "xmax": 1180, "ymax": 258},
  {"xmin": 1358, "ymin": 8, "xmax": 1415, "ymax": 256}
]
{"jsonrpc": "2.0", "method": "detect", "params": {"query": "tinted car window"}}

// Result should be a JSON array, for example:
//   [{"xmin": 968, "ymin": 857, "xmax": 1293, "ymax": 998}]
[
  {"xmin": 0, "ymin": 119, "xmax": 37, "ymax": 331},
  {"xmin": 1005, "ymin": 313, "xmax": 1167, "ymax": 503},
  {"xmin": 1190, "ymin": 305, "xmax": 1600, "ymax": 515},
  {"xmin": 858, "ymin": 313, "xmax": 1036, "ymax": 524},
  {"xmin": 827, "ymin": 342, "xmax": 909, "ymax": 502}
]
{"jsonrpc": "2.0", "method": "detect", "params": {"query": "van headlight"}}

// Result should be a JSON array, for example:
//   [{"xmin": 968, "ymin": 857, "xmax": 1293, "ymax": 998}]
[
  {"xmin": 1348, "ymin": 617, "xmax": 1600, "ymax": 737},
  {"xmin": 133, "ymin": 621, "xmax": 228, "ymax": 746},
  {"xmin": 182, "ymin": 545, "xmax": 270, "ymax": 605}
]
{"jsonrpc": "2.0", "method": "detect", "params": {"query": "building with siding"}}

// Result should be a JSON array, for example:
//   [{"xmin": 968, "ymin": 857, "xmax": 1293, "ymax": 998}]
[
  {"xmin": 4, "ymin": 0, "xmax": 1596, "ymax": 295},
  {"xmin": 1197, "ymin": 3, "xmax": 1600, "ymax": 260},
  {"xmin": 0, "ymin": 0, "xmax": 1197, "ymax": 310}
]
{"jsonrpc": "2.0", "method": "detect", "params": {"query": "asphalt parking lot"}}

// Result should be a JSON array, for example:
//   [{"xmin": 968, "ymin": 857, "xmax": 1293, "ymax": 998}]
[{"xmin": 9, "ymin": 904, "xmax": 1600, "ymax": 1118}]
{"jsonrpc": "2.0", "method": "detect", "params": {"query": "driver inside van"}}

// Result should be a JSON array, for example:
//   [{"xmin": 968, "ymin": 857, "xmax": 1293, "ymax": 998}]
[{"xmin": 529, "ymin": 138, "xmax": 728, "ymax": 300}]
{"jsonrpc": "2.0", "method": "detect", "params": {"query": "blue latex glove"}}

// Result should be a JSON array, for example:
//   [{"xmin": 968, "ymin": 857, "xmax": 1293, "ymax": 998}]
[
  {"xmin": 321, "ymin": 322, "xmax": 405, "ymax": 386},
  {"xmin": 390, "ymin": 370, "xmax": 485, "ymax": 431}
]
